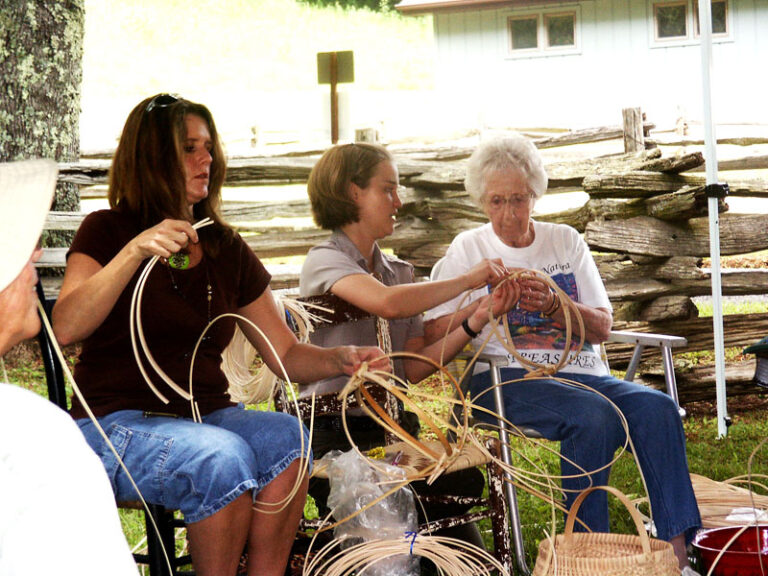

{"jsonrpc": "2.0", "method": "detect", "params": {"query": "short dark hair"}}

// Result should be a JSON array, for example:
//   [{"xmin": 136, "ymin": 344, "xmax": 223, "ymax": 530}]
[{"xmin": 307, "ymin": 143, "xmax": 393, "ymax": 230}]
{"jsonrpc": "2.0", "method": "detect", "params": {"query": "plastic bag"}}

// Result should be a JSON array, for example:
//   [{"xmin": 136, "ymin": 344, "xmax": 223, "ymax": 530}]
[{"xmin": 325, "ymin": 449, "xmax": 419, "ymax": 576}]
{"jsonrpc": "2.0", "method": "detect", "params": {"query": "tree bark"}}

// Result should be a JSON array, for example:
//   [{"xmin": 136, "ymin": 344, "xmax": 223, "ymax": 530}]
[{"xmin": 0, "ymin": 1, "xmax": 85, "ymax": 248}]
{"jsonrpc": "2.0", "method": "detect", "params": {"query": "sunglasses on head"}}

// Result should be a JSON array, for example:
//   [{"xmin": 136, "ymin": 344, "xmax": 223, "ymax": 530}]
[{"xmin": 144, "ymin": 93, "xmax": 180, "ymax": 115}]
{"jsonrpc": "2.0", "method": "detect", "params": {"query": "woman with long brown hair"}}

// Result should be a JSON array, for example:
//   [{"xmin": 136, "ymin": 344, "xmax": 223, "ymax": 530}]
[{"xmin": 53, "ymin": 94, "xmax": 386, "ymax": 576}]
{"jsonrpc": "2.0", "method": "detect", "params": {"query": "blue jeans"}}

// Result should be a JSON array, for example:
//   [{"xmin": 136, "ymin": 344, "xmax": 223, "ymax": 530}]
[
  {"xmin": 77, "ymin": 405, "xmax": 311, "ymax": 523},
  {"xmin": 470, "ymin": 369, "xmax": 701, "ymax": 543}
]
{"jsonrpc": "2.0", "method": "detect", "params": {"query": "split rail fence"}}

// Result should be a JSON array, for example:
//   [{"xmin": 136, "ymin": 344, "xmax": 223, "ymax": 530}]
[{"xmin": 42, "ymin": 114, "xmax": 768, "ymax": 403}]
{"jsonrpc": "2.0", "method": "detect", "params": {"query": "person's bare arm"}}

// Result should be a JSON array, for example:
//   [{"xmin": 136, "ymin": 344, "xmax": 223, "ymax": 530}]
[
  {"xmin": 236, "ymin": 288, "xmax": 389, "ymax": 384},
  {"xmin": 0, "ymin": 256, "xmax": 41, "ymax": 355},
  {"xmin": 405, "ymin": 281, "xmax": 519, "ymax": 382},
  {"xmin": 330, "ymin": 258, "xmax": 507, "ymax": 320}
]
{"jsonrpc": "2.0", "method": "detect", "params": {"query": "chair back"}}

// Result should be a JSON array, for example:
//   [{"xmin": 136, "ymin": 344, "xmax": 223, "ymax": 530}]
[{"xmin": 35, "ymin": 281, "xmax": 67, "ymax": 411}]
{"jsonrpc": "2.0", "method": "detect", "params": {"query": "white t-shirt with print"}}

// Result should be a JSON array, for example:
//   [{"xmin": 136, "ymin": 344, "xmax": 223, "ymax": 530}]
[{"xmin": 426, "ymin": 221, "xmax": 612, "ymax": 376}]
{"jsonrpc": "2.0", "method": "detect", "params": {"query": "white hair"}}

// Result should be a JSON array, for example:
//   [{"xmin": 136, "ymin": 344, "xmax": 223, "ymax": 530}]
[{"xmin": 464, "ymin": 134, "xmax": 548, "ymax": 206}]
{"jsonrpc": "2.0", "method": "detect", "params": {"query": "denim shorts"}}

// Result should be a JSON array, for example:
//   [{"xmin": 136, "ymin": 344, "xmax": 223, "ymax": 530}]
[{"xmin": 77, "ymin": 405, "xmax": 311, "ymax": 523}]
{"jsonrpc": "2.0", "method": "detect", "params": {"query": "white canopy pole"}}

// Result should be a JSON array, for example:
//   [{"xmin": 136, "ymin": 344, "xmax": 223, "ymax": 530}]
[{"xmin": 697, "ymin": 0, "xmax": 730, "ymax": 437}]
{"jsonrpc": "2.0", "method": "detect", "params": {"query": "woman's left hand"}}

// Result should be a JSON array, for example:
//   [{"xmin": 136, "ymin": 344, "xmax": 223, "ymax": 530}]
[
  {"xmin": 336, "ymin": 346, "xmax": 391, "ymax": 376},
  {"xmin": 517, "ymin": 274, "xmax": 556, "ymax": 314}
]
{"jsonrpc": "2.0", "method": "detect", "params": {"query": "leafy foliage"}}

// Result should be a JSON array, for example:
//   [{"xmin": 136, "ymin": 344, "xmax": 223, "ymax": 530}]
[{"xmin": 296, "ymin": 0, "xmax": 399, "ymax": 13}]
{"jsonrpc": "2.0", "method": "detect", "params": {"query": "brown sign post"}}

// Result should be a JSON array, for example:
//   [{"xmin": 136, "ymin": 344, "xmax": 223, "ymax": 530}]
[{"xmin": 317, "ymin": 51, "xmax": 354, "ymax": 144}]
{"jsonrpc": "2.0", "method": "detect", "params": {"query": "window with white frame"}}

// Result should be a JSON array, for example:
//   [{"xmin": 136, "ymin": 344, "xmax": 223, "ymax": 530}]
[
  {"xmin": 653, "ymin": 0, "xmax": 729, "ymax": 42},
  {"xmin": 508, "ymin": 9, "xmax": 578, "ymax": 53}
]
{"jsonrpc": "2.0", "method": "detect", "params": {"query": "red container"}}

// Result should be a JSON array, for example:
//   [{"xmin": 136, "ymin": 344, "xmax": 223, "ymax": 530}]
[{"xmin": 693, "ymin": 525, "xmax": 768, "ymax": 576}]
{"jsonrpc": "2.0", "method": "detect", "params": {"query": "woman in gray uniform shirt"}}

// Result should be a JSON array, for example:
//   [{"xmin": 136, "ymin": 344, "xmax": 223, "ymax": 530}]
[{"xmin": 299, "ymin": 142, "xmax": 518, "ymax": 555}]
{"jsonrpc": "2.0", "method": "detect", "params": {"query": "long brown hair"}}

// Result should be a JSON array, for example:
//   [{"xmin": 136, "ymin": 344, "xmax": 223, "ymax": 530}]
[{"xmin": 108, "ymin": 94, "xmax": 232, "ymax": 252}]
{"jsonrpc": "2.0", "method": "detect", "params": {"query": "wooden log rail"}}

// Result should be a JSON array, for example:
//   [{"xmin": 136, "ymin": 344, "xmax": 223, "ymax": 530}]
[
  {"xmin": 607, "ymin": 313, "xmax": 768, "ymax": 402},
  {"xmin": 46, "ymin": 147, "xmax": 768, "ymax": 311},
  {"xmin": 41, "ymin": 119, "xmax": 768, "ymax": 403}
]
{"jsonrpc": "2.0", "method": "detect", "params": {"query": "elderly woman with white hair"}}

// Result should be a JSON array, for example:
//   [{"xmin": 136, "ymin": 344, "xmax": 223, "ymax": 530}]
[{"xmin": 424, "ymin": 135, "xmax": 701, "ymax": 575}]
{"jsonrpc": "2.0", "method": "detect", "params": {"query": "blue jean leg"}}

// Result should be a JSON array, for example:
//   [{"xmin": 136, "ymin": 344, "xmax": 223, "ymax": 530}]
[
  {"xmin": 78, "ymin": 405, "xmax": 311, "ymax": 524},
  {"xmin": 470, "ymin": 369, "xmax": 701, "ymax": 543},
  {"xmin": 576, "ymin": 373, "xmax": 701, "ymax": 543},
  {"xmin": 203, "ymin": 405, "xmax": 312, "ymax": 490}
]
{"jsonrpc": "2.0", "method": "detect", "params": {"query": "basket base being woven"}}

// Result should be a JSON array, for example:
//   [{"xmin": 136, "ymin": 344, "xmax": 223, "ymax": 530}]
[{"xmin": 533, "ymin": 532, "xmax": 680, "ymax": 576}]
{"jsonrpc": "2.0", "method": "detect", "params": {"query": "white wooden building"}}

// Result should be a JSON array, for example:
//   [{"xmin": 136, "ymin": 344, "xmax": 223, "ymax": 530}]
[{"xmin": 396, "ymin": 0, "xmax": 768, "ymax": 130}]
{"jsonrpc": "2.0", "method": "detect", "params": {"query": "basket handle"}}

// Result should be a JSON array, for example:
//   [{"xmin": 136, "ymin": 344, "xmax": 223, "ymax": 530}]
[{"xmin": 563, "ymin": 485, "xmax": 653, "ymax": 556}]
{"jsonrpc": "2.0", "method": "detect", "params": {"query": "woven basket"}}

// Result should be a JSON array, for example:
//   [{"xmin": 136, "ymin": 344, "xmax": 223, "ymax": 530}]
[{"xmin": 532, "ymin": 485, "xmax": 680, "ymax": 576}]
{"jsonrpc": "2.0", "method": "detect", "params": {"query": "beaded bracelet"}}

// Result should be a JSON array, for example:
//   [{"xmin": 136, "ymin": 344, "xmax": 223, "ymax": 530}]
[{"xmin": 542, "ymin": 291, "xmax": 561, "ymax": 317}]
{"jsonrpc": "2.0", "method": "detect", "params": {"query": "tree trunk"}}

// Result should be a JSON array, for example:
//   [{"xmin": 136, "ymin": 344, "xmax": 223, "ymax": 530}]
[{"xmin": 0, "ymin": 1, "xmax": 85, "ymax": 247}]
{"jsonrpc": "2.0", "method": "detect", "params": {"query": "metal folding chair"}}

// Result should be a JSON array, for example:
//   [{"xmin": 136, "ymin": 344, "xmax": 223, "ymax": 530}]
[{"xmin": 458, "ymin": 329, "xmax": 688, "ymax": 575}]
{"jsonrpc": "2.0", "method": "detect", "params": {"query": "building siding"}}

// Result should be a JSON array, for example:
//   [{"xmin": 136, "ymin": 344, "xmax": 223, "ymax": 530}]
[{"xmin": 425, "ymin": 0, "xmax": 765, "ymax": 129}]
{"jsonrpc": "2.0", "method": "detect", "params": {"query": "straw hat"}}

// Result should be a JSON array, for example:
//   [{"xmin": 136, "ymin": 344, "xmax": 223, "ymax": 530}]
[{"xmin": 0, "ymin": 159, "xmax": 58, "ymax": 293}]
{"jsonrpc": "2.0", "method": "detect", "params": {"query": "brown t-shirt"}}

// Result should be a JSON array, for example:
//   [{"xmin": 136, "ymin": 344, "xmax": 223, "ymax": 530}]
[{"xmin": 68, "ymin": 209, "xmax": 271, "ymax": 419}]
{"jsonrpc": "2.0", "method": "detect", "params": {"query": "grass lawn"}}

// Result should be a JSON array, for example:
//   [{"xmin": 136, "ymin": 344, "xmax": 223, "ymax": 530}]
[
  {"xmin": 4, "ymin": 339, "xmax": 768, "ymax": 574},
  {"xmin": 412, "ymin": 369, "xmax": 768, "ymax": 573}
]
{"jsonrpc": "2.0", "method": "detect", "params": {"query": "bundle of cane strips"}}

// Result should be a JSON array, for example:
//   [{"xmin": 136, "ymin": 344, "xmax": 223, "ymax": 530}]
[
  {"xmin": 337, "ymin": 353, "xmax": 472, "ymax": 484},
  {"xmin": 303, "ymin": 534, "xmax": 510, "ymax": 576},
  {"xmin": 222, "ymin": 295, "xmax": 333, "ymax": 404}
]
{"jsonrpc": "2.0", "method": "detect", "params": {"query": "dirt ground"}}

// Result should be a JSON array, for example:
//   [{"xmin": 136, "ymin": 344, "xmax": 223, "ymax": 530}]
[{"xmin": 684, "ymin": 392, "xmax": 768, "ymax": 418}]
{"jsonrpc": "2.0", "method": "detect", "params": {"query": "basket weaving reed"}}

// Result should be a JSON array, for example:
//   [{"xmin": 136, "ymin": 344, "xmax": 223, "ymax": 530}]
[
  {"xmin": 690, "ymin": 472, "xmax": 768, "ymax": 528},
  {"xmin": 532, "ymin": 486, "xmax": 679, "ymax": 576}
]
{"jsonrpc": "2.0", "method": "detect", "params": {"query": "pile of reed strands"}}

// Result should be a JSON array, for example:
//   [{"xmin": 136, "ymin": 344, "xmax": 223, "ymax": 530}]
[{"xmin": 691, "ymin": 473, "xmax": 768, "ymax": 528}]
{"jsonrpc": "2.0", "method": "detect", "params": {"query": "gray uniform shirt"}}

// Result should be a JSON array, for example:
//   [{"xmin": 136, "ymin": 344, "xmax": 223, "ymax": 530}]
[{"xmin": 299, "ymin": 229, "xmax": 424, "ymax": 397}]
